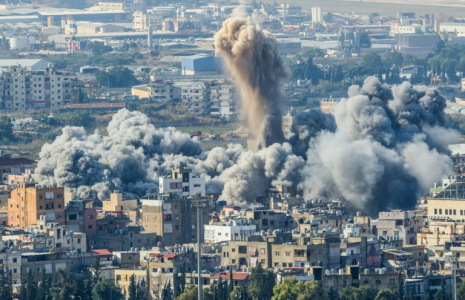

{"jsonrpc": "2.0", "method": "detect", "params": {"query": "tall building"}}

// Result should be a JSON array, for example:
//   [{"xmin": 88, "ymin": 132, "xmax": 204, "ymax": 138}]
[
  {"xmin": 159, "ymin": 162, "xmax": 206, "ymax": 197},
  {"xmin": 311, "ymin": 6, "xmax": 323, "ymax": 24},
  {"xmin": 2, "ymin": 66, "xmax": 73, "ymax": 111},
  {"xmin": 179, "ymin": 81, "xmax": 210, "ymax": 115},
  {"xmin": 8, "ymin": 183, "xmax": 65, "ymax": 228},
  {"xmin": 209, "ymin": 83, "xmax": 237, "ymax": 119},
  {"xmin": 141, "ymin": 193, "xmax": 209, "ymax": 246}
]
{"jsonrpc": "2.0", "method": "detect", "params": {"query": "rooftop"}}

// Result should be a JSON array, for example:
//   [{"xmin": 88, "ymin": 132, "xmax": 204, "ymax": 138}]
[{"xmin": 210, "ymin": 272, "xmax": 249, "ymax": 280}]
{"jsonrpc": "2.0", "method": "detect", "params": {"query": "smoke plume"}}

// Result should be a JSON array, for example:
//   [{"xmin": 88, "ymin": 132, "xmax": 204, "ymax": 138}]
[
  {"xmin": 35, "ymin": 15, "xmax": 459, "ymax": 215},
  {"xmin": 214, "ymin": 15, "xmax": 288, "ymax": 149}
]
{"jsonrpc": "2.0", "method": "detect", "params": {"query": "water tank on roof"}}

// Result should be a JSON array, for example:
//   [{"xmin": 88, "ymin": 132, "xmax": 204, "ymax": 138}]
[
  {"xmin": 339, "ymin": 269, "xmax": 344, "ymax": 275},
  {"xmin": 364, "ymin": 269, "xmax": 369, "ymax": 275}
]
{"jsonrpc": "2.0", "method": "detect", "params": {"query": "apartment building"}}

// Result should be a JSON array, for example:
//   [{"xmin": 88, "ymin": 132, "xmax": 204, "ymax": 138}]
[
  {"xmin": 88, "ymin": 224, "xmax": 158, "ymax": 252},
  {"xmin": 376, "ymin": 210, "xmax": 424, "ymax": 245},
  {"xmin": 8, "ymin": 183, "xmax": 65, "ymax": 228},
  {"xmin": 159, "ymin": 162, "xmax": 206, "ymax": 197},
  {"xmin": 179, "ymin": 81, "xmax": 210, "ymax": 115},
  {"xmin": 141, "ymin": 193, "xmax": 208, "ymax": 246},
  {"xmin": 0, "ymin": 248, "xmax": 21, "ymax": 285},
  {"xmin": 2, "ymin": 66, "xmax": 73, "ymax": 111},
  {"xmin": 131, "ymin": 81, "xmax": 179, "ymax": 102},
  {"xmin": 142, "ymin": 246, "xmax": 196, "ymax": 298},
  {"xmin": 204, "ymin": 219, "xmax": 256, "ymax": 244},
  {"xmin": 209, "ymin": 83, "xmax": 237, "ymax": 119},
  {"xmin": 133, "ymin": 7, "xmax": 175, "ymax": 31},
  {"xmin": 0, "ymin": 156, "xmax": 36, "ymax": 184},
  {"xmin": 115, "ymin": 269, "xmax": 148, "ymax": 295}
]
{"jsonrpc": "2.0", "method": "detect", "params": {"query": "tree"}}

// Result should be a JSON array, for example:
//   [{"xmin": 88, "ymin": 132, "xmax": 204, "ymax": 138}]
[
  {"xmin": 0, "ymin": 116, "xmax": 13, "ymax": 141},
  {"xmin": 360, "ymin": 51, "xmax": 383, "ymax": 75},
  {"xmin": 434, "ymin": 279, "xmax": 451, "ymax": 300},
  {"xmin": 128, "ymin": 274, "xmax": 137, "ymax": 300},
  {"xmin": 93, "ymin": 259, "xmax": 101, "ymax": 284},
  {"xmin": 383, "ymin": 50, "xmax": 404, "ymax": 68},
  {"xmin": 176, "ymin": 284, "xmax": 196, "ymax": 300},
  {"xmin": 0, "ymin": 266, "xmax": 13, "ymax": 300},
  {"xmin": 97, "ymin": 66, "xmax": 139, "ymax": 88},
  {"xmin": 360, "ymin": 32, "xmax": 372, "ymax": 48},
  {"xmin": 137, "ymin": 277, "xmax": 149, "ymax": 300},
  {"xmin": 162, "ymin": 280, "xmax": 173, "ymax": 300},
  {"xmin": 93, "ymin": 278, "xmax": 124, "ymax": 300},
  {"xmin": 373, "ymin": 288, "xmax": 397, "ymax": 300},
  {"xmin": 248, "ymin": 264, "xmax": 275, "ymax": 300}
]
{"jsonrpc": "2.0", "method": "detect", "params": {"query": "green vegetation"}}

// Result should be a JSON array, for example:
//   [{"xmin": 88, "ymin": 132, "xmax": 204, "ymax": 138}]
[
  {"xmin": 0, "ymin": 259, "xmax": 124, "ymax": 300},
  {"xmin": 96, "ymin": 66, "xmax": 139, "ymax": 88},
  {"xmin": 0, "ymin": 116, "xmax": 13, "ymax": 141}
]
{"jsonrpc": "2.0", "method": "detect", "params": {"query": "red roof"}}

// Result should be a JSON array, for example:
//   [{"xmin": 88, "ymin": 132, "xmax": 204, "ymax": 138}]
[
  {"xmin": 59, "ymin": 102, "xmax": 126, "ymax": 109},
  {"xmin": 164, "ymin": 254, "xmax": 177, "ymax": 259},
  {"xmin": 211, "ymin": 272, "xmax": 248, "ymax": 280},
  {"xmin": 90, "ymin": 249, "xmax": 113, "ymax": 258}
]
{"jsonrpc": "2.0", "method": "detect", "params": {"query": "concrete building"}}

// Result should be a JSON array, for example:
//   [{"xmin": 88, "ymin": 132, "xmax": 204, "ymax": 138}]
[
  {"xmin": 159, "ymin": 162, "xmax": 205, "ymax": 197},
  {"xmin": 179, "ymin": 81, "xmax": 210, "ymax": 115},
  {"xmin": 76, "ymin": 21, "xmax": 125, "ymax": 34},
  {"xmin": 439, "ymin": 22, "xmax": 465, "ymax": 35},
  {"xmin": 0, "ymin": 59, "xmax": 51, "ymax": 71},
  {"xmin": 376, "ymin": 210, "xmax": 423, "ymax": 245},
  {"xmin": 141, "ymin": 245, "xmax": 196, "ymax": 298},
  {"xmin": 320, "ymin": 97, "xmax": 340, "ymax": 113},
  {"xmin": 2, "ymin": 66, "xmax": 73, "ymax": 111},
  {"xmin": 102, "ymin": 192, "xmax": 138, "ymax": 212},
  {"xmin": 88, "ymin": 224, "xmax": 158, "ymax": 252},
  {"xmin": 115, "ymin": 269, "xmax": 147, "ymax": 295},
  {"xmin": 131, "ymin": 81, "xmax": 179, "ymax": 102},
  {"xmin": 0, "ymin": 248, "xmax": 21, "ymax": 285},
  {"xmin": 204, "ymin": 219, "xmax": 256, "ymax": 244},
  {"xmin": 0, "ymin": 156, "xmax": 36, "ymax": 184},
  {"xmin": 311, "ymin": 6, "xmax": 323, "ymax": 24},
  {"xmin": 209, "ymin": 83, "xmax": 237, "ymax": 119},
  {"xmin": 113, "ymin": 249, "xmax": 140, "ymax": 268},
  {"xmin": 140, "ymin": 192, "xmax": 208, "ymax": 246},
  {"xmin": 395, "ymin": 34, "xmax": 440, "ymax": 56},
  {"xmin": 8, "ymin": 183, "xmax": 65, "ymax": 228},
  {"xmin": 181, "ymin": 55, "xmax": 223, "ymax": 76}
]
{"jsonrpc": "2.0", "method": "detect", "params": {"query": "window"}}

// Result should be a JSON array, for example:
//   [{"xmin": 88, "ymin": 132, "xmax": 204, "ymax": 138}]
[
  {"xmin": 435, "ymin": 209, "xmax": 437, "ymax": 214},
  {"xmin": 88, "ymin": 225, "xmax": 93, "ymax": 229},
  {"xmin": 376, "ymin": 280, "xmax": 381, "ymax": 285},
  {"xmin": 13, "ymin": 269, "xmax": 17, "ymax": 273},
  {"xmin": 194, "ymin": 184, "xmax": 201, "ymax": 187},
  {"xmin": 450, "ymin": 209, "xmax": 453, "ymax": 215},
  {"xmin": 439, "ymin": 209, "xmax": 442, "ymax": 214},
  {"xmin": 274, "ymin": 251, "xmax": 280, "ymax": 256},
  {"xmin": 238, "ymin": 246, "xmax": 246, "ymax": 253},
  {"xmin": 232, "ymin": 248, "xmax": 236, "ymax": 252},
  {"xmin": 88, "ymin": 215, "xmax": 94, "ymax": 219},
  {"xmin": 283, "ymin": 263, "xmax": 287, "ymax": 267},
  {"xmin": 232, "ymin": 259, "xmax": 236, "ymax": 264},
  {"xmin": 454, "ymin": 209, "xmax": 457, "ymax": 215},
  {"xmin": 285, "ymin": 252, "xmax": 291, "ymax": 256},
  {"xmin": 12, "ymin": 258, "xmax": 17, "ymax": 263},
  {"xmin": 446, "ymin": 210, "xmax": 448, "ymax": 215}
]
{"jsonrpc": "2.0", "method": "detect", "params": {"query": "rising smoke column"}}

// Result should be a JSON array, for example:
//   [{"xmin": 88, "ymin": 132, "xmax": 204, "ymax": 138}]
[{"xmin": 214, "ymin": 15, "xmax": 288, "ymax": 149}]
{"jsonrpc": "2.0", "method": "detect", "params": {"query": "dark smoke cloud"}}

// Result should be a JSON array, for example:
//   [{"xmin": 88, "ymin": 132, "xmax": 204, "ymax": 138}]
[{"xmin": 35, "ymin": 17, "xmax": 459, "ymax": 216}]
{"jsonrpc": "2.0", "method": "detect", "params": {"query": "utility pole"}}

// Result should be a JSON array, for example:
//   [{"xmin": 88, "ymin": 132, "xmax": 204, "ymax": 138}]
[
  {"xmin": 452, "ymin": 255, "xmax": 457, "ymax": 300},
  {"xmin": 190, "ymin": 193, "xmax": 208, "ymax": 300}
]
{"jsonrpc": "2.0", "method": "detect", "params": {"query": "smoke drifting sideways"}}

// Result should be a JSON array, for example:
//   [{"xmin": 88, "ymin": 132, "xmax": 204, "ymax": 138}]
[
  {"xmin": 35, "ymin": 15, "xmax": 459, "ymax": 215},
  {"xmin": 214, "ymin": 15, "xmax": 288, "ymax": 149}
]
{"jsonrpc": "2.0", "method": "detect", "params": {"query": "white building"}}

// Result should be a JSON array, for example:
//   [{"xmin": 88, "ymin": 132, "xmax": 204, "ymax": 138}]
[
  {"xmin": 178, "ymin": 81, "xmax": 210, "ymax": 115},
  {"xmin": 209, "ymin": 83, "xmax": 237, "ymax": 119},
  {"xmin": 342, "ymin": 223, "xmax": 362, "ymax": 238},
  {"xmin": 398, "ymin": 25, "xmax": 421, "ymax": 34},
  {"xmin": 311, "ymin": 6, "xmax": 323, "ymax": 24},
  {"xmin": 0, "ymin": 246, "xmax": 21, "ymax": 285},
  {"xmin": 204, "ymin": 219, "xmax": 256, "ymax": 244},
  {"xmin": 159, "ymin": 162, "xmax": 205, "ymax": 197},
  {"xmin": 439, "ymin": 22, "xmax": 465, "ymax": 35}
]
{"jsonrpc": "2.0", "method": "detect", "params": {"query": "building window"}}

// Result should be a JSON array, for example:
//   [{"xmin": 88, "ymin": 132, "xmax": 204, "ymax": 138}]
[
  {"xmin": 439, "ymin": 209, "xmax": 442, "ymax": 214},
  {"xmin": 450, "ymin": 209, "xmax": 453, "ymax": 215},
  {"xmin": 88, "ymin": 215, "xmax": 94, "ymax": 219},
  {"xmin": 446, "ymin": 210, "xmax": 448, "ymax": 215},
  {"xmin": 88, "ymin": 225, "xmax": 92, "ymax": 229},
  {"xmin": 285, "ymin": 252, "xmax": 290, "ymax": 256},
  {"xmin": 434, "ymin": 209, "xmax": 437, "ymax": 214},
  {"xmin": 275, "ymin": 251, "xmax": 280, "ymax": 256},
  {"xmin": 12, "ymin": 258, "xmax": 17, "ymax": 263},
  {"xmin": 454, "ymin": 209, "xmax": 457, "ymax": 215}
]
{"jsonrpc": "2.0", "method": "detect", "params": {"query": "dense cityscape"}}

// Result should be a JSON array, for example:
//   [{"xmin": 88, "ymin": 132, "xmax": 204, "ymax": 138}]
[{"xmin": 2, "ymin": 0, "xmax": 465, "ymax": 299}]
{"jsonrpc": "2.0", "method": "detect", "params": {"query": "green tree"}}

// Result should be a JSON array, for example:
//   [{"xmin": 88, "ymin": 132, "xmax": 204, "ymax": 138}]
[
  {"xmin": 374, "ymin": 288, "xmax": 397, "ymax": 300},
  {"xmin": 383, "ymin": 50, "xmax": 404, "ymax": 68},
  {"xmin": 248, "ymin": 264, "xmax": 275, "ymax": 300},
  {"xmin": 360, "ymin": 51, "xmax": 383, "ymax": 75},
  {"xmin": 434, "ymin": 279, "xmax": 451, "ymax": 300},
  {"xmin": 128, "ymin": 274, "xmax": 137, "ymax": 300},
  {"xmin": 360, "ymin": 32, "xmax": 372, "ymax": 48},
  {"xmin": 97, "ymin": 66, "xmax": 139, "ymax": 88},
  {"xmin": 0, "ymin": 266, "xmax": 13, "ymax": 300},
  {"xmin": 162, "ymin": 280, "xmax": 173, "ymax": 300},
  {"xmin": 176, "ymin": 284, "xmax": 196, "ymax": 300},
  {"xmin": 93, "ymin": 278, "xmax": 124, "ymax": 300},
  {"xmin": 0, "ymin": 116, "xmax": 13, "ymax": 141}
]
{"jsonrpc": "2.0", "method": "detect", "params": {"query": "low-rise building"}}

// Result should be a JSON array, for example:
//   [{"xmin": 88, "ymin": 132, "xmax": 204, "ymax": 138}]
[{"xmin": 204, "ymin": 219, "xmax": 256, "ymax": 244}]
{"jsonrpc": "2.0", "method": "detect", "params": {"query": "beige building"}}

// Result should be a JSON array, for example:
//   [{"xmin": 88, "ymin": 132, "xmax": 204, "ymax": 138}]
[
  {"xmin": 115, "ymin": 269, "xmax": 147, "ymax": 295},
  {"xmin": 320, "ymin": 97, "xmax": 339, "ymax": 114},
  {"xmin": 141, "ymin": 193, "xmax": 208, "ymax": 246},
  {"xmin": 131, "ymin": 82, "xmax": 178, "ymax": 102},
  {"xmin": 102, "ymin": 192, "xmax": 138, "ymax": 212},
  {"xmin": 427, "ymin": 198, "xmax": 465, "ymax": 221},
  {"xmin": 2, "ymin": 66, "xmax": 73, "ymax": 111}
]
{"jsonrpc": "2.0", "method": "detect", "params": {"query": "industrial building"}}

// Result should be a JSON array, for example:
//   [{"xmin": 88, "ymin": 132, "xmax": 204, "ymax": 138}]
[
  {"xmin": 181, "ymin": 54, "xmax": 224, "ymax": 75},
  {"xmin": 395, "ymin": 33, "xmax": 439, "ymax": 56}
]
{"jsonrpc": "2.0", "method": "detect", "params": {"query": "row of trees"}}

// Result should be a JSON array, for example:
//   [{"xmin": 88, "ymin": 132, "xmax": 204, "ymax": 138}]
[
  {"xmin": 0, "ymin": 116, "xmax": 13, "ymax": 142},
  {"xmin": 174, "ymin": 264, "xmax": 465, "ymax": 300},
  {"xmin": 0, "ymin": 260, "xmax": 125, "ymax": 300},
  {"xmin": 291, "ymin": 40, "xmax": 465, "ymax": 87}
]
